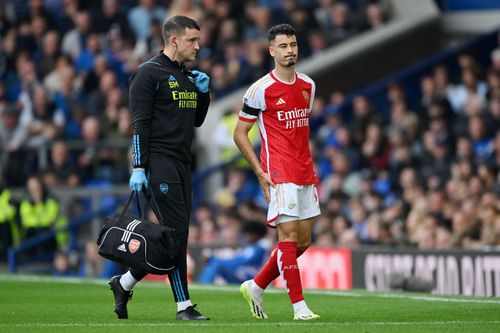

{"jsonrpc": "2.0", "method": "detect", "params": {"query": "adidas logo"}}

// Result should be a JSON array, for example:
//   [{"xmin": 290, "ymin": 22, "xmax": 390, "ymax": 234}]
[
  {"xmin": 276, "ymin": 98, "xmax": 285, "ymax": 105},
  {"xmin": 117, "ymin": 244, "xmax": 127, "ymax": 252},
  {"xmin": 121, "ymin": 219, "xmax": 141, "ymax": 243},
  {"xmin": 168, "ymin": 75, "xmax": 176, "ymax": 81}
]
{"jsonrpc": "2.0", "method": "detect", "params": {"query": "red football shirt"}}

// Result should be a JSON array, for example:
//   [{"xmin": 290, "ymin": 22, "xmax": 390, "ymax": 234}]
[{"xmin": 239, "ymin": 70, "xmax": 319, "ymax": 185}]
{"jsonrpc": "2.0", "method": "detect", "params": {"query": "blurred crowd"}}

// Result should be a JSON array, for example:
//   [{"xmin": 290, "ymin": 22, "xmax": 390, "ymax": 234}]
[
  {"xmin": 206, "ymin": 41, "xmax": 500, "ymax": 251},
  {"xmin": 0, "ymin": 0, "xmax": 499, "ymax": 266},
  {"xmin": 0, "ymin": 0, "xmax": 498, "ymax": 272},
  {"xmin": 0, "ymin": 0, "xmax": 388, "ymax": 187},
  {"xmin": 0, "ymin": 0, "xmax": 392, "ymax": 269},
  {"xmin": 304, "ymin": 46, "xmax": 500, "ymax": 250},
  {"xmin": 0, "ymin": 0, "xmax": 497, "ymax": 282}
]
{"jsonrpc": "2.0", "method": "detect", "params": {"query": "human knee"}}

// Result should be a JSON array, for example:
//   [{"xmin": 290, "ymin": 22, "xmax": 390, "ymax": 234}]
[{"xmin": 279, "ymin": 231, "xmax": 299, "ymax": 242}]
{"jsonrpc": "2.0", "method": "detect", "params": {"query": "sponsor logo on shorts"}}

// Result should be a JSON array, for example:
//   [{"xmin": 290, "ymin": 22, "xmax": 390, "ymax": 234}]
[
  {"xmin": 117, "ymin": 244, "xmax": 127, "ymax": 252},
  {"xmin": 289, "ymin": 203, "xmax": 296, "ymax": 209},
  {"xmin": 129, "ymin": 239, "xmax": 141, "ymax": 254}
]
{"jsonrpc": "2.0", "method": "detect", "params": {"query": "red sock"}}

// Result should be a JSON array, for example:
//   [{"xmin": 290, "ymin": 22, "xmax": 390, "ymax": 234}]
[
  {"xmin": 254, "ymin": 248, "xmax": 278, "ymax": 289},
  {"xmin": 254, "ymin": 246, "xmax": 306, "ymax": 289},
  {"xmin": 277, "ymin": 241, "xmax": 304, "ymax": 303}
]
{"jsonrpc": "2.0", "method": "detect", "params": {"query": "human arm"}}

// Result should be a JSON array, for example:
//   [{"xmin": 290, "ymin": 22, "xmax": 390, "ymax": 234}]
[
  {"xmin": 129, "ymin": 169, "xmax": 148, "ymax": 192},
  {"xmin": 194, "ymin": 92, "xmax": 210, "ymax": 127},
  {"xmin": 191, "ymin": 70, "xmax": 211, "ymax": 127},
  {"xmin": 129, "ymin": 65, "xmax": 156, "ymax": 169},
  {"xmin": 234, "ymin": 119, "xmax": 274, "ymax": 203},
  {"xmin": 7, "ymin": 94, "xmax": 31, "ymax": 150},
  {"xmin": 7, "ymin": 122, "xmax": 29, "ymax": 151},
  {"xmin": 129, "ymin": 65, "xmax": 156, "ymax": 190}
]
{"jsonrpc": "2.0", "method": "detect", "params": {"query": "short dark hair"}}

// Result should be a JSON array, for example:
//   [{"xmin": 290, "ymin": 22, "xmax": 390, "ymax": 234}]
[
  {"xmin": 162, "ymin": 15, "xmax": 200, "ymax": 43},
  {"xmin": 267, "ymin": 24, "xmax": 296, "ymax": 42}
]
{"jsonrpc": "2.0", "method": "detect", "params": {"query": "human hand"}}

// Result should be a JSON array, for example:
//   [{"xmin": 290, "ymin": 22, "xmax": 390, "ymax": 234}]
[
  {"xmin": 129, "ymin": 168, "xmax": 148, "ymax": 192},
  {"xmin": 190, "ymin": 70, "xmax": 210, "ymax": 93},
  {"xmin": 257, "ymin": 171, "xmax": 275, "ymax": 204}
]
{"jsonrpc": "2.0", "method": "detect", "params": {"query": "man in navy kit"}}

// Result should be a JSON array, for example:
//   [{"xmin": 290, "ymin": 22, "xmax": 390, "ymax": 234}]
[{"xmin": 109, "ymin": 15, "xmax": 210, "ymax": 320}]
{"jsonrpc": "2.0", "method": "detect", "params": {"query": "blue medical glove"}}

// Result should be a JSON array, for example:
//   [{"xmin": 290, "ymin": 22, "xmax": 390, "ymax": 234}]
[
  {"xmin": 129, "ymin": 169, "xmax": 148, "ymax": 192},
  {"xmin": 190, "ymin": 70, "xmax": 210, "ymax": 93}
]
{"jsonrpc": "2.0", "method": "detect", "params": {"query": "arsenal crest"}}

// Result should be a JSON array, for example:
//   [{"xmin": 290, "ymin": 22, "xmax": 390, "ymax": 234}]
[
  {"xmin": 129, "ymin": 239, "xmax": 141, "ymax": 254},
  {"xmin": 302, "ymin": 90, "xmax": 310, "ymax": 104}
]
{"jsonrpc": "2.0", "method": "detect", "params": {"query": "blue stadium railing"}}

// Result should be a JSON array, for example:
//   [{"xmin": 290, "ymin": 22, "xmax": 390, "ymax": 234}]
[
  {"xmin": 7, "ymin": 206, "xmax": 112, "ymax": 273},
  {"xmin": 435, "ymin": 0, "xmax": 500, "ymax": 11}
]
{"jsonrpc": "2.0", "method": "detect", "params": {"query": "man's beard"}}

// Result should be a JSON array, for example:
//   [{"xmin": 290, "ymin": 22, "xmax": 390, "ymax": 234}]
[{"xmin": 285, "ymin": 59, "xmax": 296, "ymax": 67}]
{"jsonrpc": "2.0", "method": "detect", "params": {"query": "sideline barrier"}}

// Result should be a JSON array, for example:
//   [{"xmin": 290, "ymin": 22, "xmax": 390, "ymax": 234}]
[
  {"xmin": 191, "ymin": 246, "xmax": 500, "ymax": 296},
  {"xmin": 352, "ymin": 248, "xmax": 500, "ymax": 297},
  {"xmin": 273, "ymin": 247, "xmax": 352, "ymax": 290}
]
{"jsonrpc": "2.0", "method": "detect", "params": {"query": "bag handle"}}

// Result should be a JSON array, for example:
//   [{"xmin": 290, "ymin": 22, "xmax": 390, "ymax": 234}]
[
  {"xmin": 118, "ymin": 187, "xmax": 165, "ymax": 225},
  {"xmin": 118, "ymin": 191, "xmax": 139, "ymax": 222},
  {"xmin": 143, "ymin": 183, "xmax": 165, "ymax": 224},
  {"xmin": 143, "ymin": 184, "xmax": 176, "ymax": 254}
]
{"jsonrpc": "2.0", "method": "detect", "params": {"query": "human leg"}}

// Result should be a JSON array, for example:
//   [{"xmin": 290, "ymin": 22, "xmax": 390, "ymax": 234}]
[
  {"xmin": 275, "ymin": 220, "xmax": 303, "ymax": 303},
  {"xmin": 218, "ymin": 264, "xmax": 245, "ymax": 284},
  {"xmin": 197, "ymin": 259, "xmax": 220, "ymax": 283},
  {"xmin": 241, "ymin": 184, "xmax": 319, "ymax": 319},
  {"xmin": 198, "ymin": 258, "xmax": 241, "ymax": 284},
  {"xmin": 148, "ymin": 156, "xmax": 208, "ymax": 320},
  {"xmin": 240, "ymin": 184, "xmax": 319, "ymax": 319},
  {"xmin": 276, "ymin": 219, "xmax": 319, "ymax": 320},
  {"xmin": 109, "ymin": 258, "xmax": 148, "ymax": 319},
  {"xmin": 252, "ymin": 218, "xmax": 314, "ymax": 290},
  {"xmin": 120, "ymin": 269, "xmax": 146, "ymax": 290}
]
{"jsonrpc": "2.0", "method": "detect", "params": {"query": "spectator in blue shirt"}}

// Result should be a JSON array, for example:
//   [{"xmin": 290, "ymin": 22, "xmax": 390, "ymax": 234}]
[
  {"xmin": 198, "ymin": 221, "xmax": 270, "ymax": 284},
  {"xmin": 127, "ymin": 0, "xmax": 166, "ymax": 40}
]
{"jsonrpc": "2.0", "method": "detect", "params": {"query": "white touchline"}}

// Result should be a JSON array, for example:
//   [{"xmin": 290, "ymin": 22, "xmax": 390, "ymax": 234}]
[
  {"xmin": 188, "ymin": 285, "xmax": 500, "ymax": 305},
  {"xmin": 1, "ymin": 321, "xmax": 500, "ymax": 327},
  {"xmin": 1, "ymin": 275, "xmax": 500, "ymax": 305}
]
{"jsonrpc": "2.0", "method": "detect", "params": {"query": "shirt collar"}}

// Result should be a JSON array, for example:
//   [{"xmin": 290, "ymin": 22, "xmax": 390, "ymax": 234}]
[{"xmin": 158, "ymin": 50, "xmax": 190, "ymax": 74}]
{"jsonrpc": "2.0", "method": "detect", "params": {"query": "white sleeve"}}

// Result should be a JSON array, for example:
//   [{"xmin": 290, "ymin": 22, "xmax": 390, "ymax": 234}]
[
  {"xmin": 309, "ymin": 79, "xmax": 316, "ymax": 111},
  {"xmin": 297, "ymin": 72, "xmax": 316, "ymax": 111},
  {"xmin": 239, "ymin": 85, "xmax": 265, "ymax": 122}
]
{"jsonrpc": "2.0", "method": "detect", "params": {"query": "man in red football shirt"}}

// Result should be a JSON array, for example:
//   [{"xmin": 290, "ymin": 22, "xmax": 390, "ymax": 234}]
[{"xmin": 234, "ymin": 24, "xmax": 320, "ymax": 321}]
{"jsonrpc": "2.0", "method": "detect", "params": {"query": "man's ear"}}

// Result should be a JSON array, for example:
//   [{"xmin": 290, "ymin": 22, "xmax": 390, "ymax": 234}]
[{"xmin": 170, "ymin": 36, "xmax": 178, "ymax": 47}]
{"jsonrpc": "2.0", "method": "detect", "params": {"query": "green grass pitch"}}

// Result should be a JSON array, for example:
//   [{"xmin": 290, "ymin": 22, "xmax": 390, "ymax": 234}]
[{"xmin": 0, "ymin": 275, "xmax": 499, "ymax": 333}]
